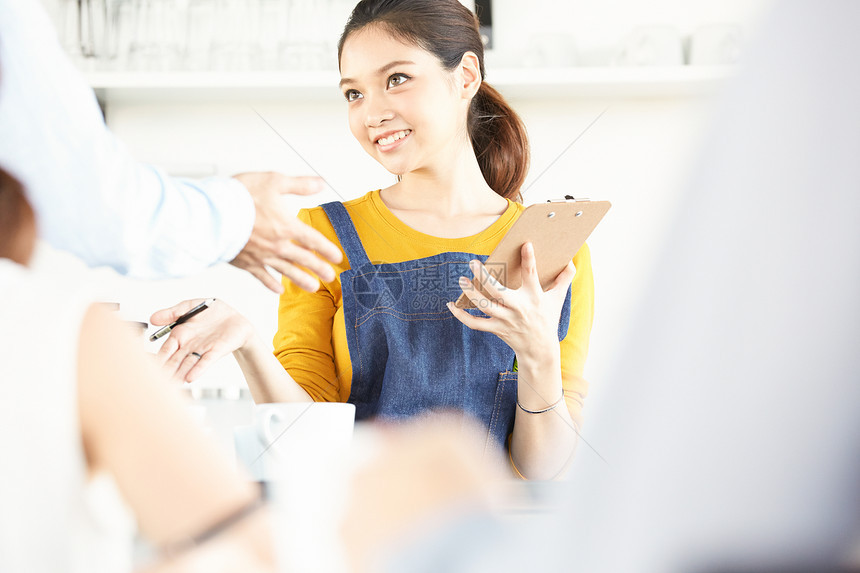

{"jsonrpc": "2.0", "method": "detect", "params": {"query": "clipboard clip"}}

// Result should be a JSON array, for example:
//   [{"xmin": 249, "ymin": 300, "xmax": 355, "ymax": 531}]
[{"xmin": 547, "ymin": 195, "xmax": 591, "ymax": 203}]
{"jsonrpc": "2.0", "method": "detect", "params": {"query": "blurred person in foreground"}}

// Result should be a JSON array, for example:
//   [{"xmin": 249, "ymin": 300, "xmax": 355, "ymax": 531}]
[
  {"xmin": 0, "ymin": 168, "xmax": 276, "ymax": 572},
  {"xmin": 0, "ymin": 0, "xmax": 341, "ymax": 293},
  {"xmin": 338, "ymin": 1, "xmax": 860, "ymax": 571}
]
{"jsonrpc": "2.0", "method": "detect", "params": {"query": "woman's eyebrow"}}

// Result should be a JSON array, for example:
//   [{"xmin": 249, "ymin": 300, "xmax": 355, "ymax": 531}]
[{"xmin": 339, "ymin": 60, "xmax": 416, "ymax": 88}]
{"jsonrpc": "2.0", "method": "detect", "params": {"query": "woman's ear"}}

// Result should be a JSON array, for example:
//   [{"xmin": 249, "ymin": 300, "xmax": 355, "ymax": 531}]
[{"xmin": 458, "ymin": 51, "xmax": 482, "ymax": 100}]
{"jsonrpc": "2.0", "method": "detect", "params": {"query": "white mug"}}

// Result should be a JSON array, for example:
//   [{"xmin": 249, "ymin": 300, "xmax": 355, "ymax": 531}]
[
  {"xmin": 237, "ymin": 402, "xmax": 356, "ymax": 572},
  {"xmin": 689, "ymin": 24, "xmax": 744, "ymax": 66},
  {"xmin": 233, "ymin": 401, "xmax": 355, "ymax": 481},
  {"xmin": 614, "ymin": 25, "xmax": 684, "ymax": 67}
]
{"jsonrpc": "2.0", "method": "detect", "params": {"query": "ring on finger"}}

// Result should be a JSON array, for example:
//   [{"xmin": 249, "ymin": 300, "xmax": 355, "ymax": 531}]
[{"xmin": 190, "ymin": 351, "xmax": 202, "ymax": 360}]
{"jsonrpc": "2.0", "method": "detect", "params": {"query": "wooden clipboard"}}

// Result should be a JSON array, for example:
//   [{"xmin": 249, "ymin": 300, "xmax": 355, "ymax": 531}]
[{"xmin": 454, "ymin": 198, "xmax": 611, "ymax": 309}]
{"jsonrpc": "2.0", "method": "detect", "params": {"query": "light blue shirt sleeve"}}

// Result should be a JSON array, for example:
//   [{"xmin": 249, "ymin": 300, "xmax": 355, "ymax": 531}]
[{"xmin": 0, "ymin": 0, "xmax": 255, "ymax": 278}]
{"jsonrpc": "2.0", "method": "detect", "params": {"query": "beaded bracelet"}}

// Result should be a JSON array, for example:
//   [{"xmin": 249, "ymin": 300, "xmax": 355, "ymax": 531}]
[{"xmin": 516, "ymin": 392, "xmax": 565, "ymax": 414}]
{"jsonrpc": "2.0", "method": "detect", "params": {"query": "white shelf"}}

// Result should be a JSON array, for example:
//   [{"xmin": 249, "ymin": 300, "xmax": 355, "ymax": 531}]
[
  {"xmin": 487, "ymin": 66, "xmax": 734, "ymax": 99},
  {"xmin": 87, "ymin": 66, "xmax": 735, "ymax": 105}
]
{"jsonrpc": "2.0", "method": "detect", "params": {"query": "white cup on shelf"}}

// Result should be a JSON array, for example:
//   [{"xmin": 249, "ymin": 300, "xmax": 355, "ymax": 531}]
[
  {"xmin": 689, "ymin": 24, "xmax": 744, "ymax": 66},
  {"xmin": 613, "ymin": 25, "xmax": 684, "ymax": 67},
  {"xmin": 521, "ymin": 33, "xmax": 578, "ymax": 68}
]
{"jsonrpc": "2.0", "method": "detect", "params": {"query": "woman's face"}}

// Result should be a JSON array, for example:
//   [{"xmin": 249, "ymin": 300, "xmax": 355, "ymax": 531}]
[{"xmin": 339, "ymin": 26, "xmax": 469, "ymax": 177}]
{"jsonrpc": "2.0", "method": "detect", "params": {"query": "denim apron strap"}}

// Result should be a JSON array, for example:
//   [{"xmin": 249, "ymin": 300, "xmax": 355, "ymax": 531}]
[{"xmin": 320, "ymin": 202, "xmax": 371, "ymax": 269}]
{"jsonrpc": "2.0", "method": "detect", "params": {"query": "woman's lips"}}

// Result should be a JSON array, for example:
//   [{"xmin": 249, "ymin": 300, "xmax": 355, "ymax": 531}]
[{"xmin": 375, "ymin": 129, "xmax": 412, "ymax": 151}]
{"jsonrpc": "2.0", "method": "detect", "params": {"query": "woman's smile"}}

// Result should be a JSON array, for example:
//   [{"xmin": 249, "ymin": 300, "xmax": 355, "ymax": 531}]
[{"xmin": 375, "ymin": 129, "xmax": 412, "ymax": 151}]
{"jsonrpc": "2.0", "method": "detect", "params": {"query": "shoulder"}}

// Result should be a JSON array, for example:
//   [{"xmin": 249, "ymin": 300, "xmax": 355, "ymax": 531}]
[
  {"xmin": 0, "ymin": 259, "xmax": 93, "ymax": 402},
  {"xmin": 296, "ymin": 191, "xmax": 380, "ymax": 272},
  {"xmin": 0, "ymin": 260, "xmax": 92, "ymax": 330},
  {"xmin": 299, "ymin": 191, "xmax": 378, "ymax": 230}
]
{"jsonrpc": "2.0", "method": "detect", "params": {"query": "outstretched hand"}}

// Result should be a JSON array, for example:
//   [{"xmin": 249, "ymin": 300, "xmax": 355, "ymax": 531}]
[
  {"xmin": 447, "ymin": 242, "xmax": 575, "ymax": 360},
  {"xmin": 231, "ymin": 172, "xmax": 343, "ymax": 294},
  {"xmin": 150, "ymin": 298, "xmax": 255, "ymax": 383}
]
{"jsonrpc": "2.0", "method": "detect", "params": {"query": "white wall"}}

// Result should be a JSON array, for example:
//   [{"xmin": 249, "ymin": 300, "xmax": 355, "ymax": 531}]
[{"xmin": 34, "ymin": 0, "xmax": 772, "ymax": 451}]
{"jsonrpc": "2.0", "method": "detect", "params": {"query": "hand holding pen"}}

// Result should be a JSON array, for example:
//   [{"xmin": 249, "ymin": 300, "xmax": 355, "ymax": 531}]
[
  {"xmin": 149, "ymin": 298, "xmax": 257, "ymax": 383},
  {"xmin": 149, "ymin": 298, "xmax": 216, "ymax": 342}
]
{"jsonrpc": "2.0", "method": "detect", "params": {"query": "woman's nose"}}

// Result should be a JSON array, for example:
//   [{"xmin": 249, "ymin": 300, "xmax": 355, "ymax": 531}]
[{"xmin": 364, "ymin": 99, "xmax": 395, "ymax": 127}]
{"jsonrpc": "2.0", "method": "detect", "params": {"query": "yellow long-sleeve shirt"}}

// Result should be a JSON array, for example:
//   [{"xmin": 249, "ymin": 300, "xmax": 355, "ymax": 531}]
[{"xmin": 273, "ymin": 190, "xmax": 594, "ymax": 428}]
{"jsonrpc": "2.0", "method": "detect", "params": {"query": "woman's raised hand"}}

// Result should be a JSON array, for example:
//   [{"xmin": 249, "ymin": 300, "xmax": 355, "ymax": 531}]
[
  {"xmin": 150, "ymin": 298, "xmax": 256, "ymax": 383},
  {"xmin": 447, "ymin": 242, "xmax": 576, "ymax": 362}
]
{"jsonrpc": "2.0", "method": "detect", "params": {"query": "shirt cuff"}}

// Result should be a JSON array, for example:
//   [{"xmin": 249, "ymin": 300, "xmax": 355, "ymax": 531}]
[{"xmin": 206, "ymin": 176, "xmax": 256, "ymax": 263}]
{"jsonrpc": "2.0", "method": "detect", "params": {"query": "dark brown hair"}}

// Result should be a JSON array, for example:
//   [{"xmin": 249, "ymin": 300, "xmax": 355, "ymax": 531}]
[
  {"xmin": 0, "ymin": 167, "xmax": 36, "ymax": 265},
  {"xmin": 338, "ymin": 0, "xmax": 529, "ymax": 202}
]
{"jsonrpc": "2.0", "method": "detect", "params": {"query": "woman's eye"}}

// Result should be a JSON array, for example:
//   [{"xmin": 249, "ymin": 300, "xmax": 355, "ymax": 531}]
[
  {"xmin": 344, "ymin": 89, "xmax": 362, "ymax": 102},
  {"xmin": 387, "ymin": 73, "xmax": 410, "ymax": 88}
]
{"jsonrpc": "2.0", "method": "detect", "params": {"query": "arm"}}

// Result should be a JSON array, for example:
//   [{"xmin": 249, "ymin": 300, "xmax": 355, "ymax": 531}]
[
  {"xmin": 149, "ymin": 298, "xmax": 313, "ymax": 403},
  {"xmin": 0, "ymin": 3, "xmax": 340, "ymax": 289},
  {"xmin": 448, "ymin": 242, "xmax": 588, "ymax": 480},
  {"xmin": 76, "ymin": 304, "xmax": 275, "ymax": 570},
  {"xmin": 0, "ymin": 1, "xmax": 250, "ymax": 276},
  {"xmin": 152, "ymin": 208, "xmax": 343, "ymax": 400},
  {"xmin": 509, "ymin": 243, "xmax": 593, "ymax": 479}
]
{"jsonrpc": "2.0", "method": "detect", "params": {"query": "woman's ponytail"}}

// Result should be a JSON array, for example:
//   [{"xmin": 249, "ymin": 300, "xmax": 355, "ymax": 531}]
[{"xmin": 468, "ymin": 82, "xmax": 529, "ymax": 202}]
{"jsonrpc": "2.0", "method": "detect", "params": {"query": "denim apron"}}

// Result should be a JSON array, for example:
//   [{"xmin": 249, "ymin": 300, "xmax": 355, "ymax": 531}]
[{"xmin": 322, "ymin": 202, "xmax": 572, "ymax": 448}]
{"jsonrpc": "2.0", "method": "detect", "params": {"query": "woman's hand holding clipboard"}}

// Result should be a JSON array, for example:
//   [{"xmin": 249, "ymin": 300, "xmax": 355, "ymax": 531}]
[{"xmin": 453, "ymin": 198, "xmax": 611, "ymax": 309}]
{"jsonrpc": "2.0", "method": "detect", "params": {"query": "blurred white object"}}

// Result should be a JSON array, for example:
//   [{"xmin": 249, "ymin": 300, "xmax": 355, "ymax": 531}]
[
  {"xmin": 614, "ymin": 25, "xmax": 684, "ymax": 67},
  {"xmin": 365, "ymin": 1, "xmax": 860, "ymax": 571},
  {"xmin": 233, "ymin": 402, "xmax": 355, "ymax": 480},
  {"xmin": 233, "ymin": 402, "xmax": 355, "ymax": 572},
  {"xmin": 127, "ymin": 0, "xmax": 184, "ymax": 71},
  {"xmin": 689, "ymin": 23, "xmax": 744, "ymax": 65},
  {"xmin": 209, "ymin": 0, "xmax": 262, "ymax": 71},
  {"xmin": 521, "ymin": 33, "xmax": 577, "ymax": 68}
]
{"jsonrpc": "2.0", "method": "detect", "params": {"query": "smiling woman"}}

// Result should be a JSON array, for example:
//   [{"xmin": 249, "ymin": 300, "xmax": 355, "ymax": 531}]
[
  {"xmin": 153, "ymin": 0, "xmax": 596, "ymax": 482},
  {"xmin": 337, "ymin": 0, "xmax": 529, "ymax": 201}
]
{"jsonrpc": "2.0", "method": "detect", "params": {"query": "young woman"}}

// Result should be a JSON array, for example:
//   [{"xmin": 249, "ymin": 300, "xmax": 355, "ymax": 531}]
[{"xmin": 155, "ymin": 0, "xmax": 594, "ymax": 480}]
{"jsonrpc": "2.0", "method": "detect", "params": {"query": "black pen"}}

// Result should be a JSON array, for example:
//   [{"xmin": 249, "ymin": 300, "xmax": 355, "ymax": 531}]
[{"xmin": 149, "ymin": 298, "xmax": 216, "ymax": 342}]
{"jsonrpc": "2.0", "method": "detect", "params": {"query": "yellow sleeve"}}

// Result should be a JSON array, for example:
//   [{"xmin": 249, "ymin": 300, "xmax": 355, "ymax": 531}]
[
  {"xmin": 272, "ymin": 208, "xmax": 341, "ymax": 403},
  {"xmin": 560, "ymin": 242, "xmax": 594, "ymax": 429}
]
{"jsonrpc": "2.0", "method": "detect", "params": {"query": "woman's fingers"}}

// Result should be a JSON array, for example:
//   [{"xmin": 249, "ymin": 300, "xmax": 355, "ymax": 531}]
[
  {"xmin": 186, "ymin": 351, "xmax": 219, "ymax": 383},
  {"xmin": 457, "ymin": 275, "xmax": 509, "ymax": 319},
  {"xmin": 519, "ymin": 242, "xmax": 542, "ymax": 292},
  {"xmin": 155, "ymin": 333, "xmax": 180, "ymax": 367},
  {"xmin": 467, "ymin": 260, "xmax": 510, "ymax": 306},
  {"xmin": 161, "ymin": 337, "xmax": 191, "ymax": 378},
  {"xmin": 150, "ymin": 298, "xmax": 205, "ymax": 327},
  {"xmin": 172, "ymin": 351, "xmax": 203, "ymax": 384},
  {"xmin": 550, "ymin": 260, "xmax": 577, "ymax": 292},
  {"xmin": 446, "ymin": 302, "xmax": 495, "ymax": 333}
]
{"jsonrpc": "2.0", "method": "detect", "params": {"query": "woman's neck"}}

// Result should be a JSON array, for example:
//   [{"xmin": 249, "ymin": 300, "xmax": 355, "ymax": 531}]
[
  {"xmin": 382, "ymin": 140, "xmax": 508, "ymax": 218},
  {"xmin": 377, "ymin": 141, "xmax": 512, "ymax": 239}
]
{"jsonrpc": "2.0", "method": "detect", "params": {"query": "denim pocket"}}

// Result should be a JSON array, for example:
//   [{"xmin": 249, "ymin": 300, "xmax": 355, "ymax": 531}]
[{"xmin": 485, "ymin": 371, "xmax": 518, "ymax": 454}]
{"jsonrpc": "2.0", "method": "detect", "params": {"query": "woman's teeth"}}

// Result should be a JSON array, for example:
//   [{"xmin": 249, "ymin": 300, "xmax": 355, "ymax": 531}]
[{"xmin": 377, "ymin": 130, "xmax": 411, "ymax": 146}]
